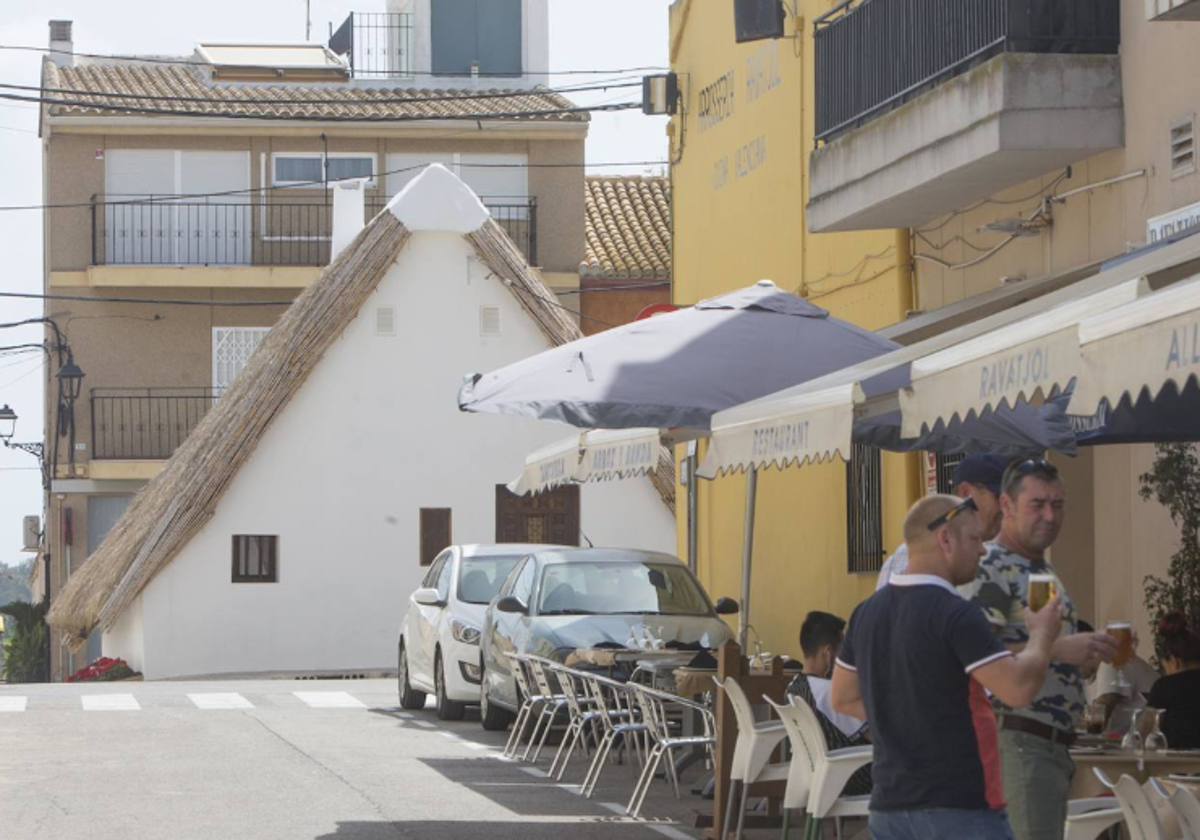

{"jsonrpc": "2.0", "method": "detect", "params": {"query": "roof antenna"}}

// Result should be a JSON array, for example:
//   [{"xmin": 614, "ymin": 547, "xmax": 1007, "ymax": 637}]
[
  {"xmin": 579, "ymin": 527, "xmax": 594, "ymax": 549},
  {"xmin": 305, "ymin": 0, "xmax": 312, "ymax": 41}
]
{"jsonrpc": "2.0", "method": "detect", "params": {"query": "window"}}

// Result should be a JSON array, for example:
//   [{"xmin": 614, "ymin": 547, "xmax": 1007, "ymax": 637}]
[
  {"xmin": 232, "ymin": 535, "xmax": 278, "ymax": 582},
  {"xmin": 272, "ymin": 153, "xmax": 377, "ymax": 188},
  {"xmin": 1172, "ymin": 115, "xmax": 1195, "ymax": 180},
  {"xmin": 420, "ymin": 508, "xmax": 452, "ymax": 567},
  {"xmin": 845, "ymin": 443, "xmax": 884, "ymax": 573},
  {"xmin": 934, "ymin": 452, "xmax": 966, "ymax": 495},
  {"xmin": 434, "ymin": 556, "xmax": 454, "ymax": 602},
  {"xmin": 458, "ymin": 554, "xmax": 524, "ymax": 604},
  {"xmin": 508, "ymin": 558, "xmax": 537, "ymax": 606},
  {"xmin": 538, "ymin": 562, "xmax": 711, "ymax": 616},
  {"xmin": 213, "ymin": 327, "xmax": 269, "ymax": 395},
  {"xmin": 431, "ymin": 0, "xmax": 522, "ymax": 76},
  {"xmin": 423, "ymin": 551, "xmax": 451, "ymax": 587}
]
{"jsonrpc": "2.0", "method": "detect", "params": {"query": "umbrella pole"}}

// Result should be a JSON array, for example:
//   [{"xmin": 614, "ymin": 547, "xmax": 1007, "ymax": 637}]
[
  {"xmin": 686, "ymin": 450, "xmax": 698, "ymax": 573},
  {"xmin": 739, "ymin": 467, "xmax": 757, "ymax": 649}
]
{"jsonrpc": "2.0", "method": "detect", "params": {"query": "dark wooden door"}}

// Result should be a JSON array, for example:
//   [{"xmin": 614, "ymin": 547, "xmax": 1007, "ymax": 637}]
[{"xmin": 495, "ymin": 484, "xmax": 580, "ymax": 546}]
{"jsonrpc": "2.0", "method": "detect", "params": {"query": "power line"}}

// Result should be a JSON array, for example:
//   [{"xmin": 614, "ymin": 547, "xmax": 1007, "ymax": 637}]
[
  {"xmin": 0, "ymin": 290, "xmax": 295, "ymax": 307},
  {"xmin": 556, "ymin": 281, "xmax": 670, "ymax": 294},
  {"xmin": 0, "ymin": 43, "xmax": 667, "ymax": 76},
  {"xmin": 0, "ymin": 159, "xmax": 669, "ymax": 211},
  {"xmin": 1, "ymin": 89, "xmax": 639, "ymax": 121},
  {"xmin": 1, "ymin": 78, "xmax": 643, "ymax": 107}
]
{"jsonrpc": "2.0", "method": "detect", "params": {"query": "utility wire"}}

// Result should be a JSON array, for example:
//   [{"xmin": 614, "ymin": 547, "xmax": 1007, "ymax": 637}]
[
  {"xmin": 0, "ymin": 43, "xmax": 667, "ymax": 76},
  {"xmin": 556, "ymin": 281, "xmax": 670, "ymax": 294},
  {"xmin": 0, "ymin": 290, "xmax": 294, "ymax": 307},
  {"xmin": 0, "ymin": 89, "xmax": 639, "ymax": 121},
  {"xmin": 0, "ymin": 159, "xmax": 670, "ymax": 211},
  {"xmin": 0, "ymin": 79, "xmax": 643, "ymax": 107}
]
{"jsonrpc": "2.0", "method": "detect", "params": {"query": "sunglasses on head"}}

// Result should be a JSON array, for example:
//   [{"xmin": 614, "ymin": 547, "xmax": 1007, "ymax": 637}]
[
  {"xmin": 927, "ymin": 496, "xmax": 978, "ymax": 532},
  {"xmin": 1002, "ymin": 458, "xmax": 1059, "ymax": 494}
]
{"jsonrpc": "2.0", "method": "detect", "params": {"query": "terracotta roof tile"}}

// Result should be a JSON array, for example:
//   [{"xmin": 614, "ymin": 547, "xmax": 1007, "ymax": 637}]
[
  {"xmin": 581, "ymin": 176, "xmax": 671, "ymax": 279},
  {"xmin": 43, "ymin": 61, "xmax": 586, "ymax": 123}
]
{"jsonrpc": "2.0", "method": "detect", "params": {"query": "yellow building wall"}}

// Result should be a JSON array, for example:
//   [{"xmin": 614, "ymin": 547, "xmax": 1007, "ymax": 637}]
[{"xmin": 669, "ymin": 0, "xmax": 917, "ymax": 657}]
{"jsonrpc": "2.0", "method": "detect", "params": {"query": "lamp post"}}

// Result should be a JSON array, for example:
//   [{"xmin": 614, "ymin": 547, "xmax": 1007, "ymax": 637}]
[{"xmin": 0, "ymin": 404, "xmax": 43, "ymax": 459}]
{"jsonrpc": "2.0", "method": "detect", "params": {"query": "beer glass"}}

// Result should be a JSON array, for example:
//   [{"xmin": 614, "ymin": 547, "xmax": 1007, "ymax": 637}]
[
  {"xmin": 1028, "ymin": 574, "xmax": 1056, "ymax": 612},
  {"xmin": 1107, "ymin": 621, "xmax": 1134, "ymax": 668}
]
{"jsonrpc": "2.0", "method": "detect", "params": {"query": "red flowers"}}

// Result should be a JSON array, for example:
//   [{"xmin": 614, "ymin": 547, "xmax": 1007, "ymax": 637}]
[{"xmin": 66, "ymin": 656, "xmax": 136, "ymax": 683}]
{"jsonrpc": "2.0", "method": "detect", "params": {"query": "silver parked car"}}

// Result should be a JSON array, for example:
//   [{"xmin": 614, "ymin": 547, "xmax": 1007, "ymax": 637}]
[{"xmin": 478, "ymin": 547, "xmax": 738, "ymax": 731}]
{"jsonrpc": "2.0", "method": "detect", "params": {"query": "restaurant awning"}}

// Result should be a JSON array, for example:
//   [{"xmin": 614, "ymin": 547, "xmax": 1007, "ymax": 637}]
[
  {"xmin": 899, "ymin": 279, "xmax": 1147, "ymax": 438},
  {"xmin": 507, "ymin": 427, "xmax": 662, "ymax": 496},
  {"xmin": 1069, "ymin": 273, "xmax": 1200, "ymax": 418}
]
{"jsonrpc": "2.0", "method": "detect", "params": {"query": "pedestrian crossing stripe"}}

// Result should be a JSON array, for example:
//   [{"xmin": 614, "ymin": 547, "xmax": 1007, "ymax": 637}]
[
  {"xmin": 293, "ymin": 691, "xmax": 366, "ymax": 709},
  {"xmin": 188, "ymin": 692, "xmax": 254, "ymax": 710},
  {"xmin": 81, "ymin": 694, "xmax": 140, "ymax": 711},
  {"xmin": 0, "ymin": 697, "xmax": 27, "ymax": 712}
]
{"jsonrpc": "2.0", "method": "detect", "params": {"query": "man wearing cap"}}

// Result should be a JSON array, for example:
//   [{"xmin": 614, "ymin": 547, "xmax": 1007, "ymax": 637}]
[
  {"xmin": 876, "ymin": 452, "xmax": 1008, "ymax": 591},
  {"xmin": 970, "ymin": 458, "xmax": 1119, "ymax": 840}
]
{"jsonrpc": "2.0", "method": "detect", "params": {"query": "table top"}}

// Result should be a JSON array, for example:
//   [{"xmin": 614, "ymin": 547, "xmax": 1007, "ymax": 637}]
[{"xmin": 1071, "ymin": 748, "xmax": 1200, "ymax": 764}]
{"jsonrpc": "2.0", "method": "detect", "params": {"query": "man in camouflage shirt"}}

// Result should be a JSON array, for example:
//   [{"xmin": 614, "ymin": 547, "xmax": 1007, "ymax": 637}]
[{"xmin": 969, "ymin": 459, "xmax": 1119, "ymax": 840}]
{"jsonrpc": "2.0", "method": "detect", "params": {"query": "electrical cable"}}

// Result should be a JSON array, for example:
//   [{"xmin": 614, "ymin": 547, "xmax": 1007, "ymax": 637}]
[
  {"xmin": 0, "ymin": 290, "xmax": 294, "ymax": 307},
  {"xmin": 495, "ymin": 276, "xmax": 616, "ymax": 329},
  {"xmin": 0, "ymin": 89, "xmax": 640, "ymax": 121},
  {"xmin": 916, "ymin": 170, "xmax": 1069, "ymax": 235},
  {"xmin": 0, "ymin": 43, "xmax": 667, "ymax": 76},
  {"xmin": 0, "ymin": 159, "xmax": 670, "ymax": 211},
  {"xmin": 1, "ymin": 79, "xmax": 644, "ymax": 107},
  {"xmin": 556, "ymin": 281, "xmax": 670, "ymax": 295}
]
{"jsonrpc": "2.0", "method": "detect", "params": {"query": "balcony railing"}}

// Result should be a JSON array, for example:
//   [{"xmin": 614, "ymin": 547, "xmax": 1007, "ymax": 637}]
[
  {"xmin": 90, "ymin": 388, "xmax": 218, "ymax": 461},
  {"xmin": 92, "ymin": 194, "xmax": 538, "ymax": 268},
  {"xmin": 329, "ymin": 12, "xmax": 414, "ymax": 79},
  {"xmin": 813, "ymin": 0, "xmax": 1121, "ymax": 144}
]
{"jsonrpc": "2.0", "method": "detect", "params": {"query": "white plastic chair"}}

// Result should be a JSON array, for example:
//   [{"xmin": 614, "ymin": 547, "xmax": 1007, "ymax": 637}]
[
  {"xmin": 714, "ymin": 677, "xmax": 789, "ymax": 840},
  {"xmin": 1062, "ymin": 796, "xmax": 1125, "ymax": 840},
  {"xmin": 1094, "ymin": 768, "xmax": 1165, "ymax": 840},
  {"xmin": 1150, "ymin": 776, "xmax": 1200, "ymax": 840},
  {"xmin": 765, "ymin": 694, "xmax": 871, "ymax": 840}
]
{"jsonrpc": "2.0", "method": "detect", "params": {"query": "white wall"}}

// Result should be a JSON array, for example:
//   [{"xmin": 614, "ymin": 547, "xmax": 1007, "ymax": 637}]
[
  {"xmin": 103, "ymin": 593, "xmax": 144, "ymax": 674},
  {"xmin": 114, "ymin": 229, "xmax": 673, "ymax": 679}
]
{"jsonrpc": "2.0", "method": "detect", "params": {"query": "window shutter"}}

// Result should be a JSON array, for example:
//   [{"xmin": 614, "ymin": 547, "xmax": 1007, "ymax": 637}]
[
  {"xmin": 431, "ymin": 0, "xmax": 521, "ymax": 76},
  {"xmin": 1172, "ymin": 115, "xmax": 1196, "ymax": 180},
  {"xmin": 420, "ymin": 508, "xmax": 452, "ymax": 567},
  {"xmin": 845, "ymin": 443, "xmax": 885, "ymax": 573}
]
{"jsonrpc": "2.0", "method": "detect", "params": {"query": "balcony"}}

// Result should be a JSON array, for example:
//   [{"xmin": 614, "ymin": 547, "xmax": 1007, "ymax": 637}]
[
  {"xmin": 90, "ymin": 388, "xmax": 217, "ymax": 461},
  {"xmin": 807, "ymin": 0, "xmax": 1123, "ymax": 233},
  {"xmin": 1148, "ymin": 0, "xmax": 1200, "ymax": 19},
  {"xmin": 91, "ymin": 194, "xmax": 538, "ymax": 268},
  {"xmin": 329, "ymin": 12, "xmax": 415, "ymax": 79}
]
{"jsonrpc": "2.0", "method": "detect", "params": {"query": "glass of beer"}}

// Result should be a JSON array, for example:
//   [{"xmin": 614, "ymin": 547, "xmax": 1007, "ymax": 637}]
[
  {"xmin": 1107, "ymin": 621, "xmax": 1134, "ymax": 669},
  {"xmin": 1028, "ymin": 574, "xmax": 1057, "ymax": 612}
]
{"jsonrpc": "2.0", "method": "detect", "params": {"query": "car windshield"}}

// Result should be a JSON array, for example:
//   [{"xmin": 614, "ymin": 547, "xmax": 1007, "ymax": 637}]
[
  {"xmin": 458, "ymin": 555, "xmax": 524, "ymax": 604},
  {"xmin": 537, "ymin": 562, "xmax": 712, "ymax": 616}
]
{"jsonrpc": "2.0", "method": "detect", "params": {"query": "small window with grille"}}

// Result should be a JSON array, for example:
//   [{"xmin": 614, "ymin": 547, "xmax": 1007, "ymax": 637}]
[
  {"xmin": 232, "ymin": 535, "xmax": 278, "ymax": 583},
  {"xmin": 846, "ymin": 443, "xmax": 884, "ymax": 574}
]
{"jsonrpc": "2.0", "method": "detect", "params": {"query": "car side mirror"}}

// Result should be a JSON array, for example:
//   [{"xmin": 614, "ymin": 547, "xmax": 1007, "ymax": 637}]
[
  {"xmin": 714, "ymin": 597, "xmax": 740, "ymax": 616},
  {"xmin": 495, "ymin": 596, "xmax": 528, "ymax": 615},
  {"xmin": 413, "ymin": 587, "xmax": 443, "ymax": 607}
]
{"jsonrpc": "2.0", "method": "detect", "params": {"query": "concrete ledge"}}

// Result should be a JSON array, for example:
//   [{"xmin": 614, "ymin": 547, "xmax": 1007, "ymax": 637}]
[
  {"xmin": 88, "ymin": 460, "xmax": 164, "ymax": 481},
  {"xmin": 807, "ymin": 52, "xmax": 1124, "ymax": 233},
  {"xmin": 51, "ymin": 265, "xmax": 322, "ymax": 289}
]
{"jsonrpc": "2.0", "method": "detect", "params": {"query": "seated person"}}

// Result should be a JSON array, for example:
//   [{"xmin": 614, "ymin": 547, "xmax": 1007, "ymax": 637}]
[
  {"xmin": 1146, "ymin": 611, "xmax": 1200, "ymax": 750},
  {"xmin": 787, "ymin": 611, "xmax": 871, "ymax": 796}
]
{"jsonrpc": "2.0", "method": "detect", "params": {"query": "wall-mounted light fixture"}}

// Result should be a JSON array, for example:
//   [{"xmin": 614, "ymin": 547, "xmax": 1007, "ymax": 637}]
[{"xmin": 642, "ymin": 73, "xmax": 679, "ymax": 116}]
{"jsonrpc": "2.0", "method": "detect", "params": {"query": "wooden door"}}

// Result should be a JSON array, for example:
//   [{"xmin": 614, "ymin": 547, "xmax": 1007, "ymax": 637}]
[{"xmin": 495, "ymin": 485, "xmax": 580, "ymax": 546}]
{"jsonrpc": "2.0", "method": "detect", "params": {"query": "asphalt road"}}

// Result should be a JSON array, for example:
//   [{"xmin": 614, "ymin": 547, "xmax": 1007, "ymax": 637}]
[{"xmin": 0, "ymin": 678, "xmax": 707, "ymax": 840}]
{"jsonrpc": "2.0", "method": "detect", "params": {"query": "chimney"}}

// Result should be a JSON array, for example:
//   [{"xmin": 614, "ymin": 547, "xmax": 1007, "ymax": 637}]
[
  {"xmin": 48, "ymin": 20, "xmax": 73, "ymax": 69},
  {"xmin": 330, "ymin": 179, "xmax": 367, "ymax": 264}
]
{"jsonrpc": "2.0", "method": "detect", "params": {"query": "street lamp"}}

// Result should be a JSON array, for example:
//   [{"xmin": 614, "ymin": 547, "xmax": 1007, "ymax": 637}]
[
  {"xmin": 56, "ymin": 356, "xmax": 85, "ymax": 402},
  {"xmin": 0, "ymin": 404, "xmax": 15, "ymax": 442}
]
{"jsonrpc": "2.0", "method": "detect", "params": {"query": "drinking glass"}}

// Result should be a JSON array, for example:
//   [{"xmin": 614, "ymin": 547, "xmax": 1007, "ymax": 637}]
[
  {"xmin": 1107, "ymin": 620, "xmax": 1134, "ymax": 693},
  {"xmin": 1028, "ymin": 574, "xmax": 1056, "ymax": 612},
  {"xmin": 1082, "ymin": 702, "xmax": 1107, "ymax": 735}
]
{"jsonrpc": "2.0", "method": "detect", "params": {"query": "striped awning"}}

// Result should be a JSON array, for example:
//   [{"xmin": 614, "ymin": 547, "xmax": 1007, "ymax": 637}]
[{"xmin": 507, "ymin": 428, "xmax": 662, "ymax": 495}]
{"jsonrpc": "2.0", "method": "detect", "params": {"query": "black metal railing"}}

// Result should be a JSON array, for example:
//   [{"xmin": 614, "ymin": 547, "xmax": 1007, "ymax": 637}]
[
  {"xmin": 329, "ymin": 12, "xmax": 415, "ymax": 79},
  {"xmin": 846, "ymin": 442, "xmax": 885, "ymax": 574},
  {"xmin": 90, "ymin": 388, "xmax": 218, "ymax": 460},
  {"xmin": 814, "ymin": 0, "xmax": 1121, "ymax": 144},
  {"xmin": 93, "ymin": 194, "xmax": 539, "ymax": 268}
]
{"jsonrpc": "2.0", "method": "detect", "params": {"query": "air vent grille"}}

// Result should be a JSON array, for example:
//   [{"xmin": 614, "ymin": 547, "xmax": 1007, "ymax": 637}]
[
  {"xmin": 1172, "ymin": 115, "xmax": 1195, "ymax": 179},
  {"xmin": 480, "ymin": 305, "xmax": 501, "ymax": 337},
  {"xmin": 376, "ymin": 305, "xmax": 396, "ymax": 336}
]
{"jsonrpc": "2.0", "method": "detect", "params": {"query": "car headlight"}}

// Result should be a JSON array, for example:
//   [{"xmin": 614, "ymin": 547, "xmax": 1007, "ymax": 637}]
[{"xmin": 451, "ymin": 618, "xmax": 481, "ymax": 646}]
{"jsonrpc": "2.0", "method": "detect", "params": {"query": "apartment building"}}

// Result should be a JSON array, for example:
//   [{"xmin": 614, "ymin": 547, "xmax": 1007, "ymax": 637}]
[
  {"xmin": 804, "ymin": 0, "xmax": 1200, "ymax": 646},
  {"xmin": 37, "ymin": 5, "xmax": 588, "ymax": 680}
]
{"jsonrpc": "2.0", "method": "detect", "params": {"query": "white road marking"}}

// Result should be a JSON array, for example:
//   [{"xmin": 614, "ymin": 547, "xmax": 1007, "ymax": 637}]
[
  {"xmin": 188, "ymin": 693, "xmax": 254, "ymax": 710},
  {"xmin": 81, "ymin": 694, "xmax": 140, "ymax": 711},
  {"xmin": 437, "ymin": 731, "xmax": 459, "ymax": 741},
  {"xmin": 293, "ymin": 691, "xmax": 366, "ymax": 709},
  {"xmin": 648, "ymin": 825, "xmax": 693, "ymax": 839},
  {"xmin": 412, "ymin": 720, "xmax": 437, "ymax": 729},
  {"xmin": 518, "ymin": 765, "xmax": 548, "ymax": 778},
  {"xmin": 396, "ymin": 711, "xmax": 414, "ymax": 719},
  {"xmin": 0, "ymin": 697, "xmax": 28, "ymax": 712},
  {"xmin": 462, "ymin": 742, "xmax": 489, "ymax": 750}
]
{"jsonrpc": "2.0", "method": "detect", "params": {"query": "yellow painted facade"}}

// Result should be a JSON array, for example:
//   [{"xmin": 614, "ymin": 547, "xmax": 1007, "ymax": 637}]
[
  {"xmin": 50, "ymin": 266, "xmax": 321, "ymax": 289},
  {"xmin": 668, "ymin": 0, "xmax": 918, "ymax": 657}
]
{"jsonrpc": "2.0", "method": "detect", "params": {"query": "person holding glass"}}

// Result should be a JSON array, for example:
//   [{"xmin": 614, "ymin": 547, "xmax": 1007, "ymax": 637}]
[
  {"xmin": 1145, "ymin": 611, "xmax": 1200, "ymax": 749},
  {"xmin": 969, "ymin": 458, "xmax": 1119, "ymax": 840}
]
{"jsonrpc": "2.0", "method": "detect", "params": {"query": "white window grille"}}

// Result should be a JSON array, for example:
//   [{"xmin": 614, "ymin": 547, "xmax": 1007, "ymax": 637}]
[{"xmin": 212, "ymin": 327, "xmax": 269, "ymax": 395}]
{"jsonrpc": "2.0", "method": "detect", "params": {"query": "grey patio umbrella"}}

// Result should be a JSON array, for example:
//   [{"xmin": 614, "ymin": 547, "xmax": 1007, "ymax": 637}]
[{"xmin": 458, "ymin": 280, "xmax": 901, "ymax": 431}]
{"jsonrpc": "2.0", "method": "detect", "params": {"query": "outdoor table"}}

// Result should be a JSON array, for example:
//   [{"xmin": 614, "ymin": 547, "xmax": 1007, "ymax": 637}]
[
  {"xmin": 565, "ymin": 647, "xmax": 696, "ymax": 669},
  {"xmin": 1069, "ymin": 748, "xmax": 1200, "ymax": 798}
]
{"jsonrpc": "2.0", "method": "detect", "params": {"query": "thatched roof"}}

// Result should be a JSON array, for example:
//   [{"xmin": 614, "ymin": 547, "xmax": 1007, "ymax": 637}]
[{"xmin": 49, "ymin": 167, "xmax": 674, "ymax": 646}]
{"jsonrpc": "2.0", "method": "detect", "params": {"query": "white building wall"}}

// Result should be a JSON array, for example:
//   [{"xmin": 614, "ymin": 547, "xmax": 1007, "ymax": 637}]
[
  {"xmin": 108, "ymin": 229, "xmax": 673, "ymax": 679},
  {"xmin": 102, "ymin": 593, "xmax": 144, "ymax": 674}
]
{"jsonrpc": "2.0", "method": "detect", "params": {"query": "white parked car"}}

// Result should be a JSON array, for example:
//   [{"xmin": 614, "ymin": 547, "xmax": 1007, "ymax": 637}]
[{"xmin": 398, "ymin": 544, "xmax": 563, "ymax": 720}]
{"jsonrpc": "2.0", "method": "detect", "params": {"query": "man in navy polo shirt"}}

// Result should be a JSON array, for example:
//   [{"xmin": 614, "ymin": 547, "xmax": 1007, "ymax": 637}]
[{"xmin": 831, "ymin": 494, "xmax": 1062, "ymax": 840}]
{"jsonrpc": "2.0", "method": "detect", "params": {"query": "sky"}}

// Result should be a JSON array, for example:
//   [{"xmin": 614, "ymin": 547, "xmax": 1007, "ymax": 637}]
[{"xmin": 0, "ymin": 0, "xmax": 672, "ymax": 568}]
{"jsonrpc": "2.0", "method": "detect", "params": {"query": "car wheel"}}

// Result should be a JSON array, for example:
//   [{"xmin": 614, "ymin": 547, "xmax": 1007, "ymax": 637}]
[
  {"xmin": 397, "ymin": 642, "xmax": 427, "ymax": 710},
  {"xmin": 479, "ymin": 667, "xmax": 514, "ymax": 731},
  {"xmin": 435, "ymin": 651, "xmax": 466, "ymax": 721}
]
